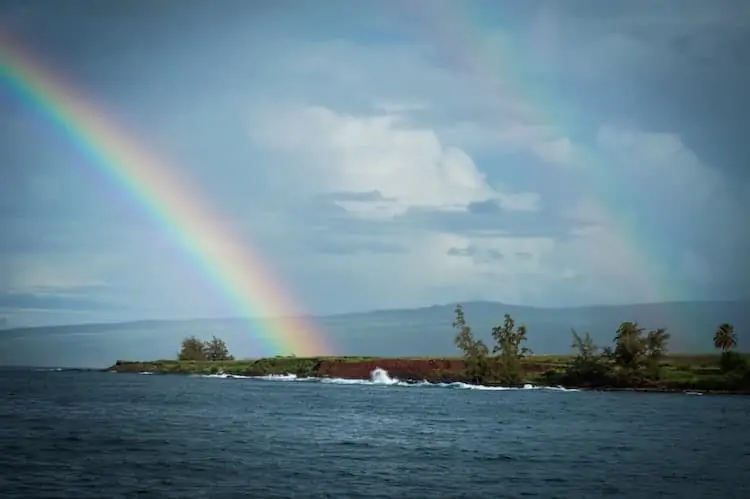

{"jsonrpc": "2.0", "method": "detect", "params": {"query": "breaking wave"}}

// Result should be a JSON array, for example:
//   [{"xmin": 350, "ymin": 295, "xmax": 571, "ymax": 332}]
[{"xmin": 197, "ymin": 367, "xmax": 579, "ymax": 392}]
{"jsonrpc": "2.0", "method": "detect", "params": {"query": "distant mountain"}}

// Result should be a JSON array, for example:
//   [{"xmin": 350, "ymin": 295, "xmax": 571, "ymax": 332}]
[{"xmin": 1, "ymin": 300, "xmax": 747, "ymax": 368}]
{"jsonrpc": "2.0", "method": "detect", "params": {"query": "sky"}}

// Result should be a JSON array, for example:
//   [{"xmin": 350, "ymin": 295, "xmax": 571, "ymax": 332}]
[{"xmin": 1, "ymin": 0, "xmax": 749, "ymax": 328}]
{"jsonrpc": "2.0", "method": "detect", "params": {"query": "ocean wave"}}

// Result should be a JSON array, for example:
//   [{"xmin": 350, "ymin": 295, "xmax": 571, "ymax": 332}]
[
  {"xmin": 196, "ymin": 367, "xmax": 579, "ymax": 392},
  {"xmin": 191, "ymin": 373, "xmax": 253, "ymax": 379}
]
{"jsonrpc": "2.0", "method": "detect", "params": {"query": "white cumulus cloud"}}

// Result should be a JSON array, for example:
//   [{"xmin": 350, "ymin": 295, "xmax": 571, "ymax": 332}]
[{"xmin": 249, "ymin": 104, "xmax": 542, "ymax": 219}]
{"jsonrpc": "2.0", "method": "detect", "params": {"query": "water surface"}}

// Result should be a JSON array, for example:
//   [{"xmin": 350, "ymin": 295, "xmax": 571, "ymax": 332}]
[{"xmin": 1, "ymin": 369, "xmax": 748, "ymax": 498}]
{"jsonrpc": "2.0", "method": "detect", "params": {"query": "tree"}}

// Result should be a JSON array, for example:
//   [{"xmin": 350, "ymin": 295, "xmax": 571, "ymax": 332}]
[
  {"xmin": 571, "ymin": 329, "xmax": 598, "ymax": 364},
  {"xmin": 453, "ymin": 304, "xmax": 490, "ymax": 383},
  {"xmin": 178, "ymin": 336, "xmax": 207, "ymax": 361},
  {"xmin": 642, "ymin": 327, "xmax": 670, "ymax": 379},
  {"xmin": 203, "ymin": 335, "xmax": 234, "ymax": 361},
  {"xmin": 610, "ymin": 321, "xmax": 671, "ymax": 381},
  {"xmin": 491, "ymin": 314, "xmax": 532, "ymax": 358},
  {"xmin": 177, "ymin": 335, "xmax": 234, "ymax": 361},
  {"xmin": 490, "ymin": 313, "xmax": 531, "ymax": 385},
  {"xmin": 453, "ymin": 304, "xmax": 474, "ymax": 353},
  {"xmin": 567, "ymin": 329, "xmax": 611, "ymax": 386},
  {"xmin": 644, "ymin": 328, "xmax": 670, "ymax": 362},
  {"xmin": 613, "ymin": 321, "xmax": 647, "ymax": 368},
  {"xmin": 714, "ymin": 323, "xmax": 737, "ymax": 352},
  {"xmin": 714, "ymin": 323, "xmax": 743, "ymax": 373}
]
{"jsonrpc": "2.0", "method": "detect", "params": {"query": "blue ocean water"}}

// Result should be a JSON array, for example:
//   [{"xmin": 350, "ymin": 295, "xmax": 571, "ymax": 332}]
[{"xmin": 1, "ymin": 368, "xmax": 749, "ymax": 498}]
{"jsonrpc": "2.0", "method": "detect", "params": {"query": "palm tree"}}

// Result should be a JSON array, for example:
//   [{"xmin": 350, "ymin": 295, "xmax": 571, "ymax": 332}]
[{"xmin": 713, "ymin": 323, "xmax": 737, "ymax": 352}]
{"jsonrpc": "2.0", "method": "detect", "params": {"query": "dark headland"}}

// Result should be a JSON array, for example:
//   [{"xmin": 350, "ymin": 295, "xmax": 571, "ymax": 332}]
[{"xmin": 108, "ymin": 305, "xmax": 750, "ymax": 395}]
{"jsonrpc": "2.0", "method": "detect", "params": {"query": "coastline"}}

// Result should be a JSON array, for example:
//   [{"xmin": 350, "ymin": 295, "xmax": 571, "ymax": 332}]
[{"xmin": 106, "ymin": 356, "xmax": 750, "ymax": 396}]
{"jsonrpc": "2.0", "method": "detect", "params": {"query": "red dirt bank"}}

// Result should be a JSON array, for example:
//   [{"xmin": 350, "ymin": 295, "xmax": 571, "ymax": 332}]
[{"xmin": 318, "ymin": 358, "xmax": 466, "ymax": 381}]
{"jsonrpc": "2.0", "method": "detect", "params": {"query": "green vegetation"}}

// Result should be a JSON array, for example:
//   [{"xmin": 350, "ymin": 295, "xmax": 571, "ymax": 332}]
[
  {"xmin": 453, "ymin": 303, "xmax": 749, "ymax": 392},
  {"xmin": 452, "ymin": 304, "xmax": 490, "ymax": 383},
  {"xmin": 452, "ymin": 304, "xmax": 532, "ymax": 385},
  {"xmin": 114, "ymin": 357, "xmax": 324, "ymax": 377},
  {"xmin": 111, "ymin": 309, "xmax": 748, "ymax": 394},
  {"xmin": 178, "ymin": 335, "xmax": 234, "ymax": 361}
]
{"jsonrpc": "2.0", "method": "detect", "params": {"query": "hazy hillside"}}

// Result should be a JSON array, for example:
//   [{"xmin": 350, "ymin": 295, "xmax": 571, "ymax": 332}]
[{"xmin": 0, "ymin": 300, "xmax": 747, "ymax": 368}]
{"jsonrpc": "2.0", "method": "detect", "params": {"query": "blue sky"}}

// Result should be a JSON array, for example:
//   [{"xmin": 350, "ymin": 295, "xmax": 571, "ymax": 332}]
[{"xmin": 1, "ymin": 0, "xmax": 749, "ymax": 327}]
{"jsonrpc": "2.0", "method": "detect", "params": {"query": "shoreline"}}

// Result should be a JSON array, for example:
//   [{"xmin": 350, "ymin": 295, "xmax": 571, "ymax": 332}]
[{"xmin": 106, "ymin": 356, "xmax": 750, "ymax": 396}]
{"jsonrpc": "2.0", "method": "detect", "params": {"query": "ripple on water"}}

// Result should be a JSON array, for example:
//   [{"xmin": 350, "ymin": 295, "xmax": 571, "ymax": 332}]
[{"xmin": 1, "ymin": 370, "xmax": 749, "ymax": 499}]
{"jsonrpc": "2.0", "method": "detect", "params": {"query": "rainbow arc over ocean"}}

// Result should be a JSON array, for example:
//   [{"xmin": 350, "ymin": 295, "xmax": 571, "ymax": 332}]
[{"xmin": 0, "ymin": 33, "xmax": 332, "ymax": 357}]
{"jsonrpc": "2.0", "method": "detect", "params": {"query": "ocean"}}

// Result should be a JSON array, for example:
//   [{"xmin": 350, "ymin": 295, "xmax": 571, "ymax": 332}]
[{"xmin": 2, "ymin": 368, "xmax": 749, "ymax": 498}]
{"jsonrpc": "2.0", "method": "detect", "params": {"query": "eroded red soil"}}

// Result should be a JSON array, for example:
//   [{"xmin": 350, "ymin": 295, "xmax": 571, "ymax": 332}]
[{"xmin": 317, "ymin": 358, "xmax": 466, "ymax": 381}]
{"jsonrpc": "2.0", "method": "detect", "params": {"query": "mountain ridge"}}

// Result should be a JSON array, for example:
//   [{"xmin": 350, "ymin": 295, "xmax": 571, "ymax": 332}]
[
  {"xmin": 1, "ymin": 300, "xmax": 747, "ymax": 368},
  {"xmin": 3, "ymin": 299, "xmax": 747, "ymax": 331}
]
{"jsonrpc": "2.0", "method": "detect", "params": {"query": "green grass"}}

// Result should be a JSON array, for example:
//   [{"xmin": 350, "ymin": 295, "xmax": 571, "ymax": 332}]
[{"xmin": 114, "ymin": 358, "xmax": 321, "ymax": 376}]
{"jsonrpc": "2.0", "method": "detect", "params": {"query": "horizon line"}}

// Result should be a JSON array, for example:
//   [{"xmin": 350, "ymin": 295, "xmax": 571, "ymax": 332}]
[{"xmin": 1, "ymin": 298, "xmax": 747, "ymax": 332}]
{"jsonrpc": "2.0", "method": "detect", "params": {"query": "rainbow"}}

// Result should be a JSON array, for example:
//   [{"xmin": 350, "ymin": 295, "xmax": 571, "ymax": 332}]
[
  {"xmin": 0, "ymin": 33, "xmax": 333, "ymax": 357},
  {"xmin": 406, "ymin": 3, "xmax": 673, "ymax": 302}
]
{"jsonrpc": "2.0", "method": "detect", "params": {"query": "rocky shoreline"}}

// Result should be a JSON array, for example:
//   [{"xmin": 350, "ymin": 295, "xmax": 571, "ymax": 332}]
[{"xmin": 107, "ymin": 358, "xmax": 750, "ymax": 396}]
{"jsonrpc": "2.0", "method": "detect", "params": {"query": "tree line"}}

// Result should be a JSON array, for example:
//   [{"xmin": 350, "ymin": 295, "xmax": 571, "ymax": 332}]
[
  {"xmin": 452, "ymin": 303, "xmax": 744, "ymax": 387},
  {"xmin": 178, "ymin": 335, "xmax": 234, "ymax": 361},
  {"xmin": 452, "ymin": 304, "xmax": 532, "ymax": 384}
]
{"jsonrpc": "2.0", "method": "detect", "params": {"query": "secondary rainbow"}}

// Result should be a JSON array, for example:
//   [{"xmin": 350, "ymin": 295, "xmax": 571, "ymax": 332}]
[
  {"xmin": 0, "ymin": 34, "xmax": 333, "ymax": 357},
  {"xmin": 406, "ymin": 2, "xmax": 673, "ymax": 301}
]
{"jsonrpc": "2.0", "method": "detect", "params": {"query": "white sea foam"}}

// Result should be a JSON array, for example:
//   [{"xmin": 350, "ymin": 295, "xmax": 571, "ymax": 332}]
[
  {"xmin": 253, "ymin": 373, "xmax": 303, "ymax": 381},
  {"xmin": 197, "ymin": 372, "xmax": 253, "ymax": 379},
  {"xmin": 196, "ymin": 367, "xmax": 578, "ymax": 392}
]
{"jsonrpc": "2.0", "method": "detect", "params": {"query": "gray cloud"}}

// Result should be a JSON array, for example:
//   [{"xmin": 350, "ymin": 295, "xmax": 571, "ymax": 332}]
[
  {"xmin": 311, "ymin": 239, "xmax": 408, "ymax": 256},
  {"xmin": 315, "ymin": 190, "xmax": 395, "ymax": 203},
  {"xmin": 515, "ymin": 252, "xmax": 533, "ymax": 261},
  {"xmin": 1, "ymin": 0, "xmax": 748, "ymax": 324},
  {"xmin": 467, "ymin": 200, "xmax": 501, "ymax": 214},
  {"xmin": 447, "ymin": 245, "xmax": 505, "ymax": 263},
  {"xmin": 447, "ymin": 247, "xmax": 475, "ymax": 257},
  {"xmin": 397, "ymin": 206, "xmax": 584, "ymax": 241}
]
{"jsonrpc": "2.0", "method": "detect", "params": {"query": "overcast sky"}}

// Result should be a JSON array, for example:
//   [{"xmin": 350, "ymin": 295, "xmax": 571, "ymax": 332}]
[{"xmin": 1, "ymin": 0, "xmax": 749, "ymax": 327}]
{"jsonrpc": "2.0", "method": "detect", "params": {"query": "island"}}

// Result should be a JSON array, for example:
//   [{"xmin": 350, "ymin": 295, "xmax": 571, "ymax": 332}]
[{"xmin": 109, "ymin": 305, "xmax": 750, "ymax": 395}]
